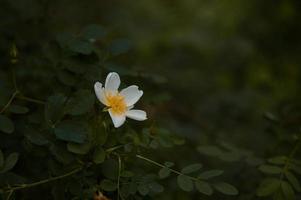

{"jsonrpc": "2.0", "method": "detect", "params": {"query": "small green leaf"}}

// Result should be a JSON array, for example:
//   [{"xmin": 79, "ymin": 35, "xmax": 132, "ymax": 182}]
[
  {"xmin": 9, "ymin": 105, "xmax": 29, "ymax": 114},
  {"xmin": 45, "ymin": 94, "xmax": 66, "ymax": 125},
  {"xmin": 100, "ymin": 179, "xmax": 117, "ymax": 191},
  {"xmin": 257, "ymin": 178, "xmax": 281, "ymax": 197},
  {"xmin": 213, "ymin": 182, "xmax": 238, "ymax": 195},
  {"xmin": 65, "ymin": 90, "xmax": 94, "ymax": 116},
  {"xmin": 148, "ymin": 182, "xmax": 164, "ymax": 193},
  {"xmin": 259, "ymin": 165, "xmax": 282, "ymax": 174},
  {"xmin": 69, "ymin": 40, "xmax": 94, "ymax": 55},
  {"xmin": 268, "ymin": 156, "xmax": 287, "ymax": 165},
  {"xmin": 195, "ymin": 181, "xmax": 213, "ymax": 196},
  {"xmin": 177, "ymin": 175, "xmax": 194, "ymax": 192},
  {"xmin": 181, "ymin": 164, "xmax": 202, "ymax": 174},
  {"xmin": 54, "ymin": 121, "xmax": 88, "ymax": 143},
  {"xmin": 67, "ymin": 142, "xmax": 91, "ymax": 155},
  {"xmin": 281, "ymin": 181, "xmax": 295, "ymax": 200},
  {"xmin": 285, "ymin": 171, "xmax": 301, "ymax": 192},
  {"xmin": 0, "ymin": 153, "xmax": 19, "ymax": 173},
  {"xmin": 198, "ymin": 170, "xmax": 224, "ymax": 180},
  {"xmin": 164, "ymin": 161, "xmax": 174, "ymax": 167},
  {"xmin": 158, "ymin": 167, "xmax": 171, "ymax": 179},
  {"xmin": 93, "ymin": 147, "xmax": 106, "ymax": 164},
  {"xmin": 138, "ymin": 184, "xmax": 149, "ymax": 196},
  {"xmin": 0, "ymin": 114, "xmax": 14, "ymax": 134},
  {"xmin": 197, "ymin": 145, "xmax": 223, "ymax": 156}
]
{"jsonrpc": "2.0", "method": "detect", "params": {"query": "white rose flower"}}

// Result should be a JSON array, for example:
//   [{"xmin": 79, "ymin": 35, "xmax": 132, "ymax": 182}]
[{"xmin": 94, "ymin": 72, "xmax": 147, "ymax": 128}]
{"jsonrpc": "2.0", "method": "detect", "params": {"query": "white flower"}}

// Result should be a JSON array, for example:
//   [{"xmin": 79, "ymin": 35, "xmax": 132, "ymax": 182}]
[{"xmin": 94, "ymin": 72, "xmax": 147, "ymax": 128}]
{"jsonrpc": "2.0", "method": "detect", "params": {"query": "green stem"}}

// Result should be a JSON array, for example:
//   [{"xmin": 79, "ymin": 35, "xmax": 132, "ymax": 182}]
[
  {"xmin": 16, "ymin": 95, "xmax": 46, "ymax": 105},
  {"xmin": 117, "ymin": 155, "xmax": 121, "ymax": 200},
  {"xmin": 3, "ymin": 167, "xmax": 82, "ymax": 196},
  {"xmin": 0, "ymin": 90, "xmax": 19, "ymax": 114},
  {"xmin": 136, "ymin": 154, "xmax": 199, "ymax": 181}
]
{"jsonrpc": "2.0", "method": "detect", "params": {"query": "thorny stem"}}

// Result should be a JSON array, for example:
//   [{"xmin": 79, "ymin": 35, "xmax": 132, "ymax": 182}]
[
  {"xmin": 2, "ymin": 167, "xmax": 82, "ymax": 199},
  {"xmin": 136, "ymin": 154, "xmax": 199, "ymax": 182}
]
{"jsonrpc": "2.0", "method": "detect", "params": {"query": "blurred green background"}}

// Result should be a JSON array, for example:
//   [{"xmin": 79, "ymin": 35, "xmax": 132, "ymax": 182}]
[{"xmin": 1, "ymin": 0, "xmax": 301, "ymax": 199}]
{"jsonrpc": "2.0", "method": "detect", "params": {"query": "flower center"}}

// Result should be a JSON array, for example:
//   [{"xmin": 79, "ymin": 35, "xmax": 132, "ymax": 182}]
[{"xmin": 106, "ymin": 93, "xmax": 126, "ymax": 115}]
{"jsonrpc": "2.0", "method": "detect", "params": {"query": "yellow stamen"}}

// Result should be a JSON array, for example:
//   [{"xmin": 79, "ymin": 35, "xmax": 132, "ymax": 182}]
[{"xmin": 105, "ymin": 92, "xmax": 126, "ymax": 115}]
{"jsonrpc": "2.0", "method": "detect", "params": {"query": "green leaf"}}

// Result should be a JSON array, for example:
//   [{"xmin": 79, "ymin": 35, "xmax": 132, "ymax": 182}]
[
  {"xmin": 148, "ymin": 182, "xmax": 164, "ymax": 193},
  {"xmin": 164, "ymin": 162, "xmax": 174, "ymax": 167},
  {"xmin": 65, "ymin": 90, "xmax": 94, "ymax": 116},
  {"xmin": 0, "ymin": 114, "xmax": 14, "ymax": 134},
  {"xmin": 24, "ymin": 126, "xmax": 49, "ymax": 146},
  {"xmin": 258, "ymin": 164, "xmax": 282, "ymax": 174},
  {"xmin": 0, "ymin": 150, "xmax": 4, "ymax": 167},
  {"xmin": 94, "ymin": 122, "xmax": 108, "ymax": 146},
  {"xmin": 285, "ymin": 171, "xmax": 301, "ymax": 192},
  {"xmin": 197, "ymin": 145, "xmax": 223, "ymax": 156},
  {"xmin": 57, "ymin": 70, "xmax": 76, "ymax": 86},
  {"xmin": 257, "ymin": 178, "xmax": 281, "ymax": 197},
  {"xmin": 268, "ymin": 156, "xmax": 287, "ymax": 165},
  {"xmin": 82, "ymin": 24, "xmax": 107, "ymax": 41},
  {"xmin": 213, "ymin": 182, "xmax": 238, "ymax": 195},
  {"xmin": 50, "ymin": 144, "xmax": 74, "ymax": 164},
  {"xmin": 69, "ymin": 40, "xmax": 94, "ymax": 55},
  {"xmin": 198, "ymin": 170, "xmax": 224, "ymax": 180},
  {"xmin": 195, "ymin": 181, "xmax": 213, "ymax": 196},
  {"xmin": 67, "ymin": 142, "xmax": 91, "ymax": 155},
  {"xmin": 281, "ymin": 181, "xmax": 295, "ymax": 200},
  {"xmin": 0, "ymin": 153, "xmax": 19, "ymax": 173},
  {"xmin": 138, "ymin": 184, "xmax": 149, "ymax": 196},
  {"xmin": 100, "ymin": 179, "xmax": 117, "ymax": 191},
  {"xmin": 158, "ymin": 167, "xmax": 171, "ymax": 179},
  {"xmin": 181, "ymin": 164, "xmax": 202, "ymax": 174},
  {"xmin": 9, "ymin": 105, "xmax": 29, "ymax": 114},
  {"xmin": 177, "ymin": 175, "xmax": 194, "ymax": 192},
  {"xmin": 45, "ymin": 94, "xmax": 66, "ymax": 125},
  {"xmin": 54, "ymin": 121, "xmax": 88, "ymax": 143},
  {"xmin": 93, "ymin": 147, "xmax": 105, "ymax": 164}
]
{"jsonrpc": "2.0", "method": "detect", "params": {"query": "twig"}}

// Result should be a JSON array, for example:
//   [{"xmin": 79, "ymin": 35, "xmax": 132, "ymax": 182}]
[
  {"xmin": 16, "ymin": 95, "xmax": 46, "ymax": 105},
  {"xmin": 136, "ymin": 154, "xmax": 199, "ymax": 181},
  {"xmin": 2, "ymin": 167, "xmax": 82, "ymax": 197},
  {"xmin": 0, "ymin": 91, "xmax": 19, "ymax": 114}
]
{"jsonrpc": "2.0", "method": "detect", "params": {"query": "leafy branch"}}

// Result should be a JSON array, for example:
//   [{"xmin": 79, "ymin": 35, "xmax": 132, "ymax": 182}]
[{"xmin": 136, "ymin": 154, "xmax": 238, "ymax": 196}]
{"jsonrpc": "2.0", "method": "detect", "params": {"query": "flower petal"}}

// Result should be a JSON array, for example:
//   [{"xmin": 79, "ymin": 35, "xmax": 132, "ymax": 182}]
[
  {"xmin": 109, "ymin": 109, "xmax": 126, "ymax": 128},
  {"xmin": 105, "ymin": 72, "xmax": 120, "ymax": 94},
  {"xmin": 94, "ymin": 82, "xmax": 107, "ymax": 105},
  {"xmin": 120, "ymin": 85, "xmax": 143, "ymax": 106},
  {"xmin": 126, "ymin": 109, "xmax": 147, "ymax": 121}
]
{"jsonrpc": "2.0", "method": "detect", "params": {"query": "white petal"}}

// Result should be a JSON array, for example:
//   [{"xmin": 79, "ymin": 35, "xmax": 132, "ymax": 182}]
[
  {"xmin": 108, "ymin": 109, "xmax": 126, "ymax": 128},
  {"xmin": 126, "ymin": 109, "xmax": 147, "ymax": 121},
  {"xmin": 120, "ymin": 85, "xmax": 143, "ymax": 106},
  {"xmin": 94, "ymin": 82, "xmax": 107, "ymax": 105},
  {"xmin": 105, "ymin": 72, "xmax": 120, "ymax": 94}
]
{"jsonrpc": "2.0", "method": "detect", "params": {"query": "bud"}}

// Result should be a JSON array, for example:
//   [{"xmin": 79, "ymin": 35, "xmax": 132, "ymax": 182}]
[{"xmin": 10, "ymin": 43, "xmax": 18, "ymax": 64}]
